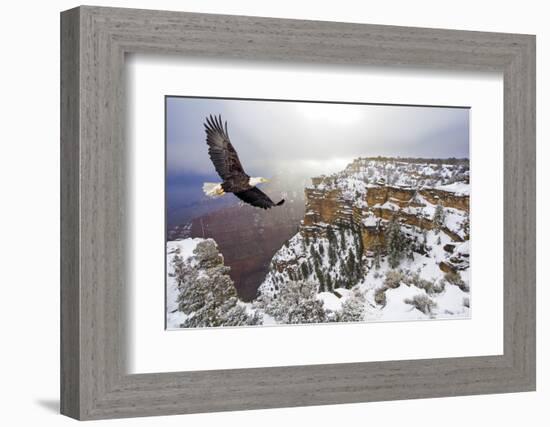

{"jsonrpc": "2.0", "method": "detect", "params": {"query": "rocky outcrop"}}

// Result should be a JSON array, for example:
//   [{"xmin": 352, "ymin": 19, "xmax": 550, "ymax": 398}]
[
  {"xmin": 301, "ymin": 188, "xmax": 468, "ymax": 254},
  {"xmin": 421, "ymin": 189, "xmax": 469, "ymax": 211},
  {"xmin": 258, "ymin": 158, "xmax": 471, "ymax": 308},
  {"xmin": 301, "ymin": 187, "xmax": 362, "ymax": 235},
  {"xmin": 299, "ymin": 158, "xmax": 470, "ymax": 256}
]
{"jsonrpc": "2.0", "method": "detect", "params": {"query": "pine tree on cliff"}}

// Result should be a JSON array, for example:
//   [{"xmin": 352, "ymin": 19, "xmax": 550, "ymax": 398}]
[
  {"xmin": 315, "ymin": 266, "xmax": 326, "ymax": 292},
  {"xmin": 326, "ymin": 226, "xmax": 336, "ymax": 244},
  {"xmin": 175, "ymin": 240, "xmax": 261, "ymax": 328},
  {"xmin": 433, "ymin": 203, "xmax": 446, "ymax": 234},
  {"xmin": 325, "ymin": 274, "xmax": 333, "ymax": 293},
  {"xmin": 385, "ymin": 217, "xmax": 408, "ymax": 269},
  {"xmin": 171, "ymin": 250, "xmax": 186, "ymax": 288},
  {"xmin": 339, "ymin": 227, "xmax": 346, "ymax": 248},
  {"xmin": 326, "ymin": 226, "xmax": 338, "ymax": 267},
  {"xmin": 300, "ymin": 261, "xmax": 310, "ymax": 278},
  {"xmin": 347, "ymin": 248, "xmax": 357, "ymax": 285},
  {"xmin": 461, "ymin": 216, "xmax": 470, "ymax": 239},
  {"xmin": 328, "ymin": 243, "xmax": 337, "ymax": 267},
  {"xmin": 262, "ymin": 280, "xmax": 327, "ymax": 324},
  {"xmin": 352, "ymin": 223, "xmax": 364, "ymax": 263},
  {"xmin": 374, "ymin": 244, "xmax": 382, "ymax": 270},
  {"xmin": 310, "ymin": 245, "xmax": 321, "ymax": 269}
]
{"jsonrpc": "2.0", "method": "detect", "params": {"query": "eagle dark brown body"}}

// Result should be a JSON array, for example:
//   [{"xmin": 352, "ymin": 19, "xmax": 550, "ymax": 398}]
[{"xmin": 203, "ymin": 115, "xmax": 285, "ymax": 210}]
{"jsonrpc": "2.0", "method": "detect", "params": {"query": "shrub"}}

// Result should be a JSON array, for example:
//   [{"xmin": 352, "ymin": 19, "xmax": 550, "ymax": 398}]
[
  {"xmin": 463, "ymin": 297, "xmax": 470, "ymax": 308},
  {"xmin": 336, "ymin": 288, "xmax": 366, "ymax": 322},
  {"xmin": 430, "ymin": 280, "xmax": 446, "ymax": 294},
  {"xmin": 404, "ymin": 294, "xmax": 437, "ymax": 315},
  {"xmin": 444, "ymin": 271, "xmax": 469, "ymax": 292},
  {"xmin": 384, "ymin": 270, "xmax": 405, "ymax": 289},
  {"xmin": 408, "ymin": 273, "xmax": 445, "ymax": 295},
  {"xmin": 374, "ymin": 287, "xmax": 387, "ymax": 306}
]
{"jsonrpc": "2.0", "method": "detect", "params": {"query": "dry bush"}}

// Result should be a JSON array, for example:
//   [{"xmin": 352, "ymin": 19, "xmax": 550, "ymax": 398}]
[
  {"xmin": 444, "ymin": 272, "xmax": 469, "ymax": 292},
  {"xmin": 404, "ymin": 294, "xmax": 437, "ymax": 314},
  {"xmin": 384, "ymin": 270, "xmax": 405, "ymax": 289},
  {"xmin": 374, "ymin": 287, "xmax": 387, "ymax": 306},
  {"xmin": 402, "ymin": 272, "xmax": 445, "ymax": 295}
]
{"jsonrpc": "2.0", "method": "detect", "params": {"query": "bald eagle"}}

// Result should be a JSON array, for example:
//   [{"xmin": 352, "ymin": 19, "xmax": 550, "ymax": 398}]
[{"xmin": 202, "ymin": 115, "xmax": 285, "ymax": 210}]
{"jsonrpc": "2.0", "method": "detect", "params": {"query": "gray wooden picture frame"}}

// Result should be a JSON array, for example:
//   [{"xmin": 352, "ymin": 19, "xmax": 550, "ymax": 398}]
[{"xmin": 60, "ymin": 5, "xmax": 536, "ymax": 421}]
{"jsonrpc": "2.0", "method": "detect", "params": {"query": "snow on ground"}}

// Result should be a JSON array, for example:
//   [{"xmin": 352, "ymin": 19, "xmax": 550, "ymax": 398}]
[
  {"xmin": 344, "ymin": 227, "xmax": 470, "ymax": 322},
  {"xmin": 433, "ymin": 284, "xmax": 470, "ymax": 318},
  {"xmin": 379, "ymin": 284, "xmax": 429, "ymax": 321},
  {"xmin": 436, "ymin": 181, "xmax": 470, "ymax": 195},
  {"xmin": 317, "ymin": 292, "xmax": 343, "ymax": 311}
]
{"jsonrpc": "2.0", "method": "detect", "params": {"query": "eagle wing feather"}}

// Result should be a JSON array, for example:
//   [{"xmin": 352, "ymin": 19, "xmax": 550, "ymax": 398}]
[
  {"xmin": 234, "ymin": 187, "xmax": 285, "ymax": 210},
  {"xmin": 204, "ymin": 114, "xmax": 248, "ymax": 183}
]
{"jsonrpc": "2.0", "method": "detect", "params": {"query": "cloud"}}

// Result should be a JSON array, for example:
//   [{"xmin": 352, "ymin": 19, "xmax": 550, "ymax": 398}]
[{"xmin": 166, "ymin": 97, "xmax": 469, "ymax": 178}]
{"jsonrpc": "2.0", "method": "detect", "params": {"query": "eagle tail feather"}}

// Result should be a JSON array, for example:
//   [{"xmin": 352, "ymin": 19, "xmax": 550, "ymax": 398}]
[{"xmin": 203, "ymin": 182, "xmax": 225, "ymax": 197}]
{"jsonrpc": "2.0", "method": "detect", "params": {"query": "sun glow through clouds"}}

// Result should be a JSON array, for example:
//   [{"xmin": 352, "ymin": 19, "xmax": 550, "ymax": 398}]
[{"xmin": 294, "ymin": 102, "xmax": 365, "ymax": 125}]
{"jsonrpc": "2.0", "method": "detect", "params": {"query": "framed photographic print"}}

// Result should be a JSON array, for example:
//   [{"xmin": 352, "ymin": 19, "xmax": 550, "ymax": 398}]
[
  {"xmin": 165, "ymin": 97, "xmax": 472, "ymax": 329},
  {"xmin": 61, "ymin": 6, "xmax": 536, "ymax": 420}
]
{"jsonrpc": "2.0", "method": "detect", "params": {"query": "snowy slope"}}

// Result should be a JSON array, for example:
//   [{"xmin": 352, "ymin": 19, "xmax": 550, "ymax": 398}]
[{"xmin": 259, "ymin": 157, "xmax": 471, "ymax": 323}]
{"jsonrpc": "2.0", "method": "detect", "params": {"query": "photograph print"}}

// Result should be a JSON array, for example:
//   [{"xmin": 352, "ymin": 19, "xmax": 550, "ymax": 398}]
[{"xmin": 166, "ymin": 96, "xmax": 471, "ymax": 329}]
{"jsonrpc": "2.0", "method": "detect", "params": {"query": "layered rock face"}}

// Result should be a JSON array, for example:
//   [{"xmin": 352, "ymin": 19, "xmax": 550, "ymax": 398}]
[
  {"xmin": 301, "ymin": 158, "xmax": 469, "ymax": 259},
  {"xmin": 254, "ymin": 158, "xmax": 472, "ymax": 323}
]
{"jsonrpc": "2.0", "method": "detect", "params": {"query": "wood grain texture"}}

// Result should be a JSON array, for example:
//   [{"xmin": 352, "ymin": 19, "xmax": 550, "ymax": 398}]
[
  {"xmin": 60, "ymin": 7, "xmax": 80, "ymax": 419},
  {"xmin": 60, "ymin": 6, "xmax": 536, "ymax": 420}
]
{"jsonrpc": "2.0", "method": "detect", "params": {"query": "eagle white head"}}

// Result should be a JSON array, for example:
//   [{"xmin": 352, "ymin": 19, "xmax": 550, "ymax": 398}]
[{"xmin": 249, "ymin": 177, "xmax": 269, "ymax": 187}]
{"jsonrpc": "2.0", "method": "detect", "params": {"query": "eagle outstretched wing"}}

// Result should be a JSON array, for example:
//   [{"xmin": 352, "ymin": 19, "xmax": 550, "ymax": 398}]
[
  {"xmin": 204, "ymin": 114, "xmax": 248, "ymax": 182},
  {"xmin": 234, "ymin": 187, "xmax": 285, "ymax": 210}
]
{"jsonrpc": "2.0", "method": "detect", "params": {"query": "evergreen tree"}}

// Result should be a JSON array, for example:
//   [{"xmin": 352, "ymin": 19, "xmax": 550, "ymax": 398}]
[
  {"xmin": 319, "ymin": 243, "xmax": 325, "ymax": 256},
  {"xmin": 339, "ymin": 227, "xmax": 346, "ymax": 248},
  {"xmin": 433, "ymin": 203, "xmax": 446, "ymax": 233},
  {"xmin": 326, "ymin": 226, "xmax": 336, "ymax": 244},
  {"xmin": 328, "ymin": 243, "xmax": 337, "ymax": 267},
  {"xmin": 175, "ymin": 240, "xmax": 261, "ymax": 328},
  {"xmin": 263, "ymin": 281, "xmax": 327, "ymax": 324},
  {"xmin": 385, "ymin": 217, "xmax": 408, "ymax": 269},
  {"xmin": 325, "ymin": 274, "xmax": 333, "ymax": 293},
  {"xmin": 310, "ymin": 245, "xmax": 318, "ymax": 263},
  {"xmin": 171, "ymin": 251, "xmax": 186, "ymax": 288},
  {"xmin": 300, "ymin": 261, "xmax": 310, "ymax": 278},
  {"xmin": 315, "ymin": 266, "xmax": 325, "ymax": 292},
  {"xmin": 355, "ymin": 224, "xmax": 364, "ymax": 256},
  {"xmin": 374, "ymin": 244, "xmax": 381, "ymax": 270},
  {"xmin": 461, "ymin": 216, "xmax": 470, "ymax": 239}
]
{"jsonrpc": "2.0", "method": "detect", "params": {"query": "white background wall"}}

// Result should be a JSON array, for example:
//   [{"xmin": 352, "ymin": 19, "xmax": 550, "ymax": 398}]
[{"xmin": 0, "ymin": 0, "xmax": 546, "ymax": 425}]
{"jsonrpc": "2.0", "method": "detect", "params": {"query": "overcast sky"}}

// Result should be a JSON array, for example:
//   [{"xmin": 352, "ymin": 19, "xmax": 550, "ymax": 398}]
[
  {"xmin": 167, "ymin": 96, "xmax": 469, "ymax": 180},
  {"xmin": 166, "ymin": 97, "xmax": 469, "ymax": 225}
]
